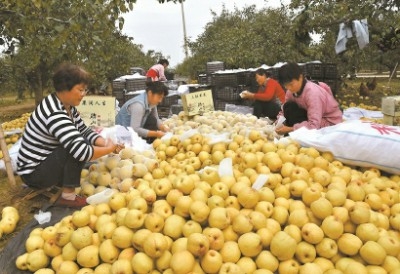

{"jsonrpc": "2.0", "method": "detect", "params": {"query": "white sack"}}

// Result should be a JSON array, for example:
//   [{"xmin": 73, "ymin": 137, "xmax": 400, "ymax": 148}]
[{"xmin": 289, "ymin": 120, "xmax": 400, "ymax": 175}]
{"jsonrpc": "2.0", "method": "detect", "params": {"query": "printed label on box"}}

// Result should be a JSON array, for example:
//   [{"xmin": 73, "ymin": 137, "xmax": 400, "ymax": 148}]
[
  {"xmin": 181, "ymin": 90, "xmax": 214, "ymax": 116},
  {"xmin": 77, "ymin": 96, "xmax": 116, "ymax": 127}
]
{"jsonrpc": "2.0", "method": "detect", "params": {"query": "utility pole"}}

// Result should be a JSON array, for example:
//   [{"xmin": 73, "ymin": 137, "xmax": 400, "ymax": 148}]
[{"xmin": 181, "ymin": 2, "xmax": 189, "ymax": 59}]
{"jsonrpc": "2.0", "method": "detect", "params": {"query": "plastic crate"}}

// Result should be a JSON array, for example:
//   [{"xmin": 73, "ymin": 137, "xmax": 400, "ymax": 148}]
[
  {"xmin": 170, "ymin": 104, "xmax": 184, "ymax": 115},
  {"xmin": 157, "ymin": 106, "xmax": 171, "ymax": 119},
  {"xmin": 198, "ymin": 74, "xmax": 211, "ymax": 85},
  {"xmin": 236, "ymin": 71, "xmax": 248, "ymax": 86},
  {"xmin": 266, "ymin": 68, "xmax": 279, "ymax": 80},
  {"xmin": 324, "ymin": 63, "xmax": 338, "ymax": 79},
  {"xmin": 112, "ymin": 90, "xmax": 125, "ymax": 107},
  {"xmin": 159, "ymin": 94, "xmax": 179, "ymax": 107},
  {"xmin": 214, "ymin": 99, "xmax": 227, "ymax": 111},
  {"xmin": 306, "ymin": 63, "xmax": 324, "ymax": 79},
  {"xmin": 214, "ymin": 86, "xmax": 241, "ymax": 102},
  {"xmin": 211, "ymin": 73, "xmax": 239, "ymax": 87},
  {"xmin": 126, "ymin": 78, "xmax": 147, "ymax": 92},
  {"xmin": 324, "ymin": 79, "xmax": 339, "ymax": 96},
  {"xmin": 206, "ymin": 61, "xmax": 225, "ymax": 74},
  {"xmin": 112, "ymin": 79, "xmax": 126, "ymax": 90}
]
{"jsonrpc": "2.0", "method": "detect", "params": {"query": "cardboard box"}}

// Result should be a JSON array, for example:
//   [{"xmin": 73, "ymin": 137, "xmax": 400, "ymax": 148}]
[
  {"xmin": 181, "ymin": 89, "xmax": 214, "ymax": 116},
  {"xmin": 77, "ymin": 96, "xmax": 116, "ymax": 127},
  {"xmin": 382, "ymin": 96, "xmax": 400, "ymax": 116},
  {"xmin": 383, "ymin": 114, "xmax": 400, "ymax": 126}
]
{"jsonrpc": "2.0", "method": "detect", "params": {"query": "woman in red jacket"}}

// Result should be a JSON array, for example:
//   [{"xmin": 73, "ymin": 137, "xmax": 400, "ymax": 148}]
[{"xmin": 241, "ymin": 68, "xmax": 286, "ymax": 120}]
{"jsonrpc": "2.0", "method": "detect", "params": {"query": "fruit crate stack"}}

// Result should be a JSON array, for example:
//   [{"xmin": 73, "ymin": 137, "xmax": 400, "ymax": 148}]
[
  {"xmin": 303, "ymin": 62, "xmax": 339, "ymax": 96},
  {"xmin": 211, "ymin": 72, "xmax": 239, "ymax": 87},
  {"xmin": 213, "ymin": 86, "xmax": 247, "ymax": 111},
  {"xmin": 206, "ymin": 61, "xmax": 225, "ymax": 74},
  {"xmin": 112, "ymin": 78, "xmax": 126, "ymax": 107},
  {"xmin": 125, "ymin": 76, "xmax": 147, "ymax": 92}
]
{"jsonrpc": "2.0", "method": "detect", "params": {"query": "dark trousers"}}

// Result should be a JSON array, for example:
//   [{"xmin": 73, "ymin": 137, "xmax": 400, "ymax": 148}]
[
  {"xmin": 21, "ymin": 145, "xmax": 86, "ymax": 189},
  {"xmin": 283, "ymin": 101, "xmax": 308, "ymax": 126},
  {"xmin": 143, "ymin": 114, "xmax": 159, "ymax": 144},
  {"xmin": 253, "ymin": 100, "xmax": 281, "ymax": 120}
]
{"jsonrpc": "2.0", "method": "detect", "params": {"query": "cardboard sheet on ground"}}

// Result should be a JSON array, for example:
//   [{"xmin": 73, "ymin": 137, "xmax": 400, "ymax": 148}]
[
  {"xmin": 0, "ymin": 204, "xmax": 76, "ymax": 274},
  {"xmin": 289, "ymin": 120, "xmax": 400, "ymax": 175}
]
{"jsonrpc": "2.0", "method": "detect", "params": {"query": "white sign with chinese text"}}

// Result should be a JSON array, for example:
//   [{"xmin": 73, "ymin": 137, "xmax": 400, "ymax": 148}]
[
  {"xmin": 181, "ymin": 89, "xmax": 214, "ymax": 116},
  {"xmin": 77, "ymin": 96, "xmax": 116, "ymax": 127}
]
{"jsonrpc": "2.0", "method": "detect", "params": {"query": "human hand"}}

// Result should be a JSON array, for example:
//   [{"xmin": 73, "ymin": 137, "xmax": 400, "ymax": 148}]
[
  {"xmin": 114, "ymin": 143, "xmax": 125, "ymax": 154},
  {"xmin": 159, "ymin": 124, "xmax": 169, "ymax": 132},
  {"xmin": 240, "ymin": 90, "xmax": 253, "ymax": 99},
  {"xmin": 275, "ymin": 125, "xmax": 293, "ymax": 135}
]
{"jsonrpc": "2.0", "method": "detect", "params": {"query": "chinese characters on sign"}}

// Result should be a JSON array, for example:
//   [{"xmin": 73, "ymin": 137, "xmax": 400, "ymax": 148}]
[
  {"xmin": 77, "ymin": 96, "xmax": 116, "ymax": 127},
  {"xmin": 181, "ymin": 90, "xmax": 214, "ymax": 116}
]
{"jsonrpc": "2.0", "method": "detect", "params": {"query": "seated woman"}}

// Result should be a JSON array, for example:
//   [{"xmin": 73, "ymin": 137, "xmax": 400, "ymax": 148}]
[
  {"xmin": 17, "ymin": 63, "xmax": 123, "ymax": 208},
  {"xmin": 115, "ymin": 81, "xmax": 169, "ymax": 143},
  {"xmin": 275, "ymin": 62, "xmax": 343, "ymax": 135},
  {"xmin": 241, "ymin": 68, "xmax": 286, "ymax": 120}
]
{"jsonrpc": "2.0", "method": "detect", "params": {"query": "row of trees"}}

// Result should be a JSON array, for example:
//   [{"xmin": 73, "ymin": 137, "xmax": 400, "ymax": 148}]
[{"xmin": 1, "ymin": 0, "xmax": 399, "ymax": 104}]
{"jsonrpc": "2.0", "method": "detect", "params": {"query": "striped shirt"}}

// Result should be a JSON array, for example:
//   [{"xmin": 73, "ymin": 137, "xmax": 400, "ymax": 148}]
[{"xmin": 17, "ymin": 93, "xmax": 99, "ymax": 175}]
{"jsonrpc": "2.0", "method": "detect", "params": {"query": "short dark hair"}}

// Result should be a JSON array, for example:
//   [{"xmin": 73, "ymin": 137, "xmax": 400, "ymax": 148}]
[
  {"xmin": 53, "ymin": 63, "xmax": 91, "ymax": 92},
  {"xmin": 278, "ymin": 62, "xmax": 303, "ymax": 85},
  {"xmin": 255, "ymin": 68, "xmax": 272, "ymax": 78},
  {"xmin": 158, "ymin": 59, "xmax": 169, "ymax": 66},
  {"xmin": 146, "ymin": 81, "xmax": 169, "ymax": 96}
]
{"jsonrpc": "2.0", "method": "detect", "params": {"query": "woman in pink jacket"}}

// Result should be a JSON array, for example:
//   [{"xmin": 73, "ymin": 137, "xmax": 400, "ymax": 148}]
[
  {"xmin": 146, "ymin": 59, "xmax": 169, "ymax": 82},
  {"xmin": 275, "ymin": 62, "xmax": 343, "ymax": 135}
]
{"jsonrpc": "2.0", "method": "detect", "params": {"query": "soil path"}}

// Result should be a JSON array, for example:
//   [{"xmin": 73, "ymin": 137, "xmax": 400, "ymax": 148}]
[{"xmin": 0, "ymin": 101, "xmax": 35, "ymax": 121}]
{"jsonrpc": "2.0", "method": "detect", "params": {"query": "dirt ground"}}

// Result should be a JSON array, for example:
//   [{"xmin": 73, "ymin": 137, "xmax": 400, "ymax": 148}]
[{"xmin": 0, "ymin": 77, "xmax": 399, "ymax": 253}]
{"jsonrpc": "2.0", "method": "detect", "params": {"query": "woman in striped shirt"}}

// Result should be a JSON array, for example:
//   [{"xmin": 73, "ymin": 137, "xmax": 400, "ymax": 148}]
[{"xmin": 17, "ymin": 63, "xmax": 123, "ymax": 207}]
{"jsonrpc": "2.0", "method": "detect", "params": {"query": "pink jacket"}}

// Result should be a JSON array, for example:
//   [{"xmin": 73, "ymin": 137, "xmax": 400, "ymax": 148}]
[
  {"xmin": 278, "ymin": 80, "xmax": 343, "ymax": 130},
  {"xmin": 146, "ymin": 64, "xmax": 167, "ymax": 81}
]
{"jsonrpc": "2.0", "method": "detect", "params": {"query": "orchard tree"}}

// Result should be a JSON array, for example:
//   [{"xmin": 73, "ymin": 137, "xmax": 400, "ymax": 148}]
[
  {"xmin": 0, "ymin": 0, "xmax": 183, "ymax": 104},
  {"xmin": 288, "ymin": 0, "xmax": 400, "ymax": 76},
  {"xmin": 178, "ymin": 5, "xmax": 301, "ymax": 78}
]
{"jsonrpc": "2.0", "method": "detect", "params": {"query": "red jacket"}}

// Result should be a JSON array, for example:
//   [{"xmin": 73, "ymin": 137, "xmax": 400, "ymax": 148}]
[{"xmin": 254, "ymin": 78, "xmax": 286, "ymax": 103}]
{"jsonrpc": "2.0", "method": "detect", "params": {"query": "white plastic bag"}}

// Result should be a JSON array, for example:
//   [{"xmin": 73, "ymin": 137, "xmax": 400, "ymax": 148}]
[{"xmin": 289, "ymin": 120, "xmax": 400, "ymax": 175}]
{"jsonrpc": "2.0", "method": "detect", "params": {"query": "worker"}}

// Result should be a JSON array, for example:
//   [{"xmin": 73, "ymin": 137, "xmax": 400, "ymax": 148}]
[
  {"xmin": 115, "ymin": 81, "xmax": 169, "ymax": 143},
  {"xmin": 275, "ymin": 62, "xmax": 343, "ymax": 135},
  {"xmin": 241, "ymin": 68, "xmax": 286, "ymax": 120},
  {"xmin": 16, "ymin": 63, "xmax": 124, "ymax": 208},
  {"xmin": 146, "ymin": 59, "xmax": 169, "ymax": 82}
]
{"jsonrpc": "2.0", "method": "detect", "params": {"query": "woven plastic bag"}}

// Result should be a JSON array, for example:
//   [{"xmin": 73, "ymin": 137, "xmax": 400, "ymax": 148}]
[{"xmin": 289, "ymin": 120, "xmax": 400, "ymax": 175}]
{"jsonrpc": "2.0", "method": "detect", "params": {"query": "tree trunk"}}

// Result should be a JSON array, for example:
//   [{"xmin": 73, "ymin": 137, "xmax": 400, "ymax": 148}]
[{"xmin": 35, "ymin": 70, "xmax": 43, "ymax": 106}]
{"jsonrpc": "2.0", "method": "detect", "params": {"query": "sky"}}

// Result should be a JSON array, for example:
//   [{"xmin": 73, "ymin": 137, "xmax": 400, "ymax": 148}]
[{"xmin": 122, "ymin": 0, "xmax": 288, "ymax": 68}]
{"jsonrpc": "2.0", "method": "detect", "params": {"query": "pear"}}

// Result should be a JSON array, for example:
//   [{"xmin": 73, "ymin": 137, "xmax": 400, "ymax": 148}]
[
  {"xmin": 26, "ymin": 249, "xmax": 50, "ymax": 272},
  {"xmin": 359, "ymin": 240, "xmax": 387, "ymax": 265},
  {"xmin": 57, "ymin": 261, "xmax": 80, "ymax": 274},
  {"xmin": 170, "ymin": 250, "xmax": 196, "ymax": 274},
  {"xmin": 238, "ymin": 232, "xmax": 262, "ymax": 257},
  {"xmin": 270, "ymin": 231, "xmax": 297, "ymax": 261},
  {"xmin": 143, "ymin": 232, "xmax": 169, "ymax": 258},
  {"xmin": 77, "ymin": 244, "xmax": 99, "ymax": 268},
  {"xmin": 132, "ymin": 163, "xmax": 148, "ymax": 177},
  {"xmin": 200, "ymin": 249, "xmax": 223, "ymax": 273},
  {"xmin": 187, "ymin": 232, "xmax": 210, "ymax": 257},
  {"xmin": 110, "ymin": 259, "xmax": 132, "ymax": 274},
  {"xmin": 99, "ymin": 239, "xmax": 120, "ymax": 263},
  {"xmin": 220, "ymin": 241, "xmax": 241, "ymax": 263},
  {"xmin": 131, "ymin": 252, "xmax": 154, "ymax": 273},
  {"xmin": 219, "ymin": 262, "xmax": 243, "ymax": 274},
  {"xmin": 15, "ymin": 252, "xmax": 29, "ymax": 270},
  {"xmin": 337, "ymin": 233, "xmax": 362, "ymax": 256}
]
